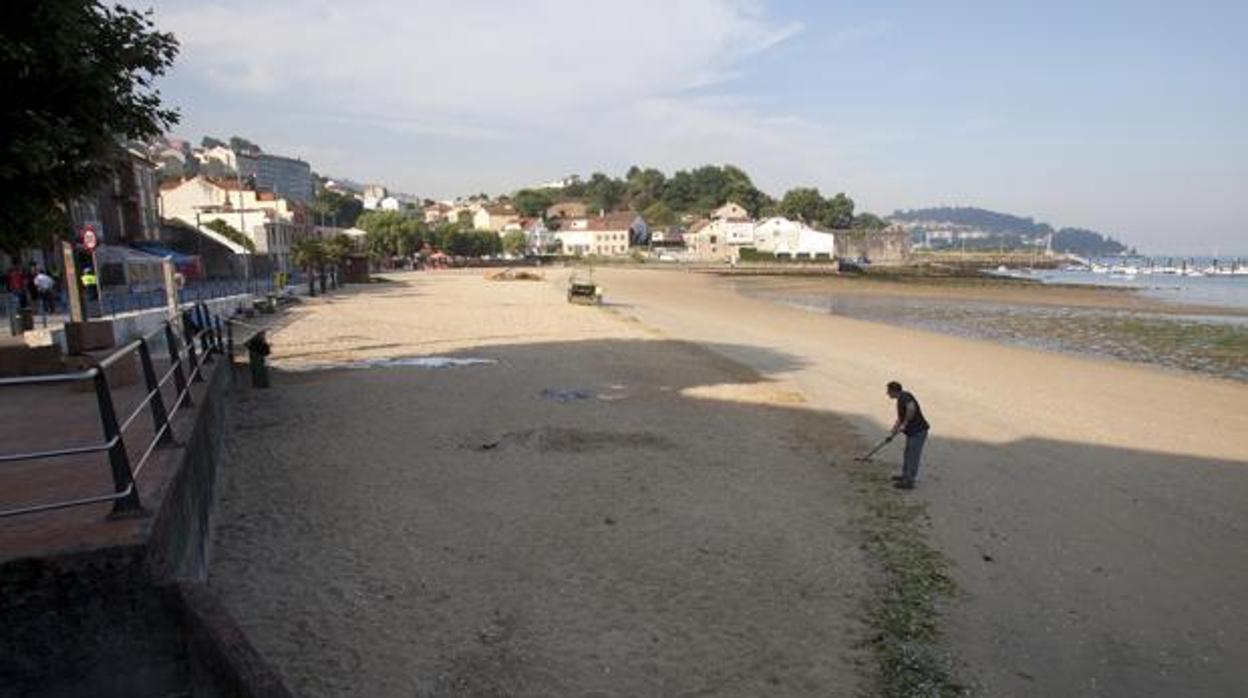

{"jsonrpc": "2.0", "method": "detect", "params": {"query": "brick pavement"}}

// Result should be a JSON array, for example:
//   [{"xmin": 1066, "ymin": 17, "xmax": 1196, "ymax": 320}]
[{"xmin": 0, "ymin": 349, "xmax": 224, "ymax": 562}]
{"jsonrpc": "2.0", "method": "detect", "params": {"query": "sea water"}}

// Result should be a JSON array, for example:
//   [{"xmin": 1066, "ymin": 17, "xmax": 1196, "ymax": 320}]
[{"xmin": 1007, "ymin": 268, "xmax": 1248, "ymax": 312}]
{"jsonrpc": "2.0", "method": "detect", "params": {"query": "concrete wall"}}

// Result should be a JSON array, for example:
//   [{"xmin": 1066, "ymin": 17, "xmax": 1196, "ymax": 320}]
[
  {"xmin": 0, "ymin": 548, "xmax": 189, "ymax": 697},
  {"xmin": 0, "ymin": 354, "xmax": 293, "ymax": 697}
]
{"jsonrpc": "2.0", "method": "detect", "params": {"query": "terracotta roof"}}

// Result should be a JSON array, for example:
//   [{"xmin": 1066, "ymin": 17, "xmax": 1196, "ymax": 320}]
[
  {"xmin": 159, "ymin": 176, "xmax": 242, "ymax": 191},
  {"xmin": 584, "ymin": 212, "xmax": 638, "ymax": 231},
  {"xmin": 202, "ymin": 177, "xmax": 245, "ymax": 191}
]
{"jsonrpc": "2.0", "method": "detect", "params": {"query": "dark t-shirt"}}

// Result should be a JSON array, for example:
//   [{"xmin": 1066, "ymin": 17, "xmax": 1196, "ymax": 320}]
[{"xmin": 897, "ymin": 391, "xmax": 930, "ymax": 435}]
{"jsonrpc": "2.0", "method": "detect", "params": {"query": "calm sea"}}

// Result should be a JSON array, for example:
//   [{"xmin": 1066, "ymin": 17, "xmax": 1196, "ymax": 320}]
[{"xmin": 1004, "ymin": 268, "xmax": 1248, "ymax": 312}]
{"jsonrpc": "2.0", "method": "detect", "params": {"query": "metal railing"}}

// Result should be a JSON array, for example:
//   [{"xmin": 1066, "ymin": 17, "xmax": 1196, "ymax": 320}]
[
  {"xmin": 0, "ymin": 303, "xmax": 234, "ymax": 519},
  {"xmin": 5, "ymin": 276, "xmax": 284, "ymax": 328}
]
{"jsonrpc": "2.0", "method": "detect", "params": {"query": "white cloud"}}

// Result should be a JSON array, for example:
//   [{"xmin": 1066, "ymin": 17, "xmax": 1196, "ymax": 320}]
[
  {"xmin": 149, "ymin": 0, "xmax": 935, "ymax": 207},
  {"xmin": 156, "ymin": 0, "xmax": 802, "ymax": 127}
]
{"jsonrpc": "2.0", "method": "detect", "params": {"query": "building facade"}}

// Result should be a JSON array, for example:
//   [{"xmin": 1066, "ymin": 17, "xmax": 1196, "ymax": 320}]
[
  {"xmin": 67, "ymin": 148, "xmax": 161, "ymax": 247},
  {"xmin": 554, "ymin": 212, "xmax": 642, "ymax": 256},
  {"xmin": 159, "ymin": 176, "xmax": 310, "ymax": 272},
  {"xmin": 752, "ymin": 217, "xmax": 835, "ymax": 258},
  {"xmin": 236, "ymin": 152, "xmax": 314, "ymax": 202},
  {"xmin": 473, "ymin": 204, "xmax": 520, "ymax": 232},
  {"xmin": 712, "ymin": 201, "xmax": 749, "ymax": 220}
]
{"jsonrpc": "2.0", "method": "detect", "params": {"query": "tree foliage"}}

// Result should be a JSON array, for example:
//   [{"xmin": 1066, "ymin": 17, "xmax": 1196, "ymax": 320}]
[
  {"xmin": 502, "ymin": 229, "xmax": 527, "ymax": 255},
  {"xmin": 1, "ymin": 0, "xmax": 180, "ymax": 253},
  {"xmin": 290, "ymin": 236, "xmax": 326, "ymax": 272},
  {"xmin": 228, "ymin": 135, "xmax": 260, "ymax": 154},
  {"xmin": 520, "ymin": 164, "xmax": 774, "ymax": 223},
  {"xmin": 512, "ymin": 188, "xmax": 556, "ymax": 217},
  {"xmin": 777, "ymin": 187, "xmax": 855, "ymax": 229},
  {"xmin": 357, "ymin": 210, "xmax": 424, "ymax": 257},
  {"xmin": 446, "ymin": 230, "xmax": 502, "ymax": 257},
  {"xmin": 852, "ymin": 212, "xmax": 888, "ymax": 230},
  {"xmin": 201, "ymin": 218, "xmax": 255, "ymax": 252},
  {"xmin": 311, "ymin": 189, "xmax": 363, "ymax": 228},
  {"xmin": 641, "ymin": 201, "xmax": 677, "ymax": 227},
  {"xmin": 322, "ymin": 233, "xmax": 354, "ymax": 263}
]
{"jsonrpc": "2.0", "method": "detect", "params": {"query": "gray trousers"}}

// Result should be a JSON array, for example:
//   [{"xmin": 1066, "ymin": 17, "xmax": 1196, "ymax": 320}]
[{"xmin": 902, "ymin": 430, "xmax": 928, "ymax": 483}]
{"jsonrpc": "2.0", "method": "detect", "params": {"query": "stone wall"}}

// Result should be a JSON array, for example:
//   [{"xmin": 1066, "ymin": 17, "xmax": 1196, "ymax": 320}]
[{"xmin": 835, "ymin": 226, "xmax": 912, "ymax": 264}]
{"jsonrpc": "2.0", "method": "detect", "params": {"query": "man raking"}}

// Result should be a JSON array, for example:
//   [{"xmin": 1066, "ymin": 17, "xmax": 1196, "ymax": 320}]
[{"xmin": 885, "ymin": 380, "xmax": 930, "ymax": 490}]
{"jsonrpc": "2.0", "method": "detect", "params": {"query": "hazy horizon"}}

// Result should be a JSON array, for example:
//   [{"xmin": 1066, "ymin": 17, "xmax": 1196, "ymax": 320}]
[{"xmin": 138, "ymin": 0, "xmax": 1245, "ymax": 255}]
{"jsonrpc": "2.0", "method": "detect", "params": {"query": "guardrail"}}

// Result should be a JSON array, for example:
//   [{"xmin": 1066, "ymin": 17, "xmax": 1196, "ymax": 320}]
[{"xmin": 0, "ymin": 303, "xmax": 234, "ymax": 519}]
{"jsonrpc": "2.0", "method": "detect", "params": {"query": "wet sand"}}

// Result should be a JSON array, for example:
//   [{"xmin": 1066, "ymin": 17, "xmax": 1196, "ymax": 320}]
[
  {"xmin": 596, "ymin": 267, "xmax": 1248, "ymax": 696},
  {"xmin": 211, "ymin": 272, "xmax": 876, "ymax": 697},
  {"xmin": 727, "ymin": 274, "xmax": 1248, "ymax": 382}
]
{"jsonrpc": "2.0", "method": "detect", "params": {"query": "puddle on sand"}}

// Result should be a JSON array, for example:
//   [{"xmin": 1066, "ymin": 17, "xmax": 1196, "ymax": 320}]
[
  {"xmin": 540, "ymin": 388, "xmax": 595, "ymax": 402},
  {"xmin": 287, "ymin": 357, "xmax": 497, "ymax": 372}
]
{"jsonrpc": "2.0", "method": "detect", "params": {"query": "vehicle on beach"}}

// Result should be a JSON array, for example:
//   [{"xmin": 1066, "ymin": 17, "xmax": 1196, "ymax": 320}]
[
  {"xmin": 567, "ymin": 270, "xmax": 603, "ymax": 305},
  {"xmin": 838, "ymin": 257, "xmax": 871, "ymax": 273}
]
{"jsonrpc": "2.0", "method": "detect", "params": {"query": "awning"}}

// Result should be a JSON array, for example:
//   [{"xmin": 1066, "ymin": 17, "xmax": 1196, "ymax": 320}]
[
  {"xmin": 92, "ymin": 244, "xmax": 166, "ymax": 265},
  {"xmin": 130, "ymin": 241, "xmax": 200, "ymax": 266}
]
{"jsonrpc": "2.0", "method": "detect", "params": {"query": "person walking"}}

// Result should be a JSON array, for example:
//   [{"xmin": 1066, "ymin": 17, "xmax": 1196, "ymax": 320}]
[
  {"xmin": 887, "ymin": 380, "xmax": 930, "ymax": 490},
  {"xmin": 33, "ymin": 269, "xmax": 55, "ymax": 314}
]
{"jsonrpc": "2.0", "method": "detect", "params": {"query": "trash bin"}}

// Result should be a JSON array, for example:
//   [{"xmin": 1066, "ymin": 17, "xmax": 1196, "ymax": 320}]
[
  {"xmin": 245, "ymin": 331, "xmax": 271, "ymax": 388},
  {"xmin": 10, "ymin": 308, "xmax": 33, "ymax": 334}
]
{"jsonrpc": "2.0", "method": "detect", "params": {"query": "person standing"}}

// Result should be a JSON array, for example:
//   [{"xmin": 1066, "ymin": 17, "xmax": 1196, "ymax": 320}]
[
  {"xmin": 7, "ymin": 265, "xmax": 28, "ymax": 309},
  {"xmin": 80, "ymin": 266, "xmax": 99, "ymax": 314},
  {"xmin": 887, "ymin": 381, "xmax": 930, "ymax": 490}
]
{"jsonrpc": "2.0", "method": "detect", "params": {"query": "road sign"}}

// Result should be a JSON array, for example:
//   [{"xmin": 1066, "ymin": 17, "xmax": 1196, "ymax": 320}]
[{"xmin": 81, "ymin": 225, "xmax": 98, "ymax": 251}]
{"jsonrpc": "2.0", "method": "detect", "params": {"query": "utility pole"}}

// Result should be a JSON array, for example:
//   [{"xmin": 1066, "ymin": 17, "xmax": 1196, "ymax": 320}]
[{"xmin": 233, "ymin": 152, "xmax": 252, "ymax": 284}]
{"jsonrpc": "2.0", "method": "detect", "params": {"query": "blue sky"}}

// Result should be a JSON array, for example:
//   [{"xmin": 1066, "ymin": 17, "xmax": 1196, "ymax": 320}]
[{"xmin": 143, "ymin": 1, "xmax": 1246, "ymax": 254}]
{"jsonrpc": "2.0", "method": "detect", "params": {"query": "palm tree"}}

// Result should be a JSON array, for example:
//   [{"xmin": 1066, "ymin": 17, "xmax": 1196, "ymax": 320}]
[
  {"xmin": 290, "ymin": 237, "xmax": 325, "ymax": 296},
  {"xmin": 323, "ymin": 233, "xmax": 354, "ymax": 287}
]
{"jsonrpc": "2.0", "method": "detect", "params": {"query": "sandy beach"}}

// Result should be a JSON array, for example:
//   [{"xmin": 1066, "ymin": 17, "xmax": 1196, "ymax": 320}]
[
  {"xmin": 595, "ymin": 267, "xmax": 1248, "ymax": 696},
  {"xmin": 211, "ymin": 271, "xmax": 877, "ymax": 697},
  {"xmin": 211, "ymin": 267, "xmax": 1248, "ymax": 696}
]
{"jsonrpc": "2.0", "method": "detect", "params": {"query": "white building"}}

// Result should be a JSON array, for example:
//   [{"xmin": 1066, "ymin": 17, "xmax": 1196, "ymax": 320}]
[
  {"xmin": 752, "ymin": 217, "xmax": 835, "ymax": 259},
  {"xmin": 362, "ymin": 184, "xmax": 388, "ymax": 210},
  {"xmin": 554, "ymin": 213, "xmax": 638, "ymax": 257},
  {"xmin": 159, "ymin": 175, "xmax": 309, "ymax": 272},
  {"xmin": 378, "ymin": 196, "xmax": 402, "ymax": 212}
]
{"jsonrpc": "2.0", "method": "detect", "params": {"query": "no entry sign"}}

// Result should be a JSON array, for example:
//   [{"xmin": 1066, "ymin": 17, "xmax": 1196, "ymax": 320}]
[{"xmin": 81, "ymin": 225, "xmax": 98, "ymax": 251}]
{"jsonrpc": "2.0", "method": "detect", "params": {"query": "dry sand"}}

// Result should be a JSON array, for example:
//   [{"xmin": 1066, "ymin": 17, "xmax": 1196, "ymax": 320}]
[
  {"xmin": 211, "ymin": 271, "xmax": 876, "ymax": 697},
  {"xmin": 595, "ymin": 267, "xmax": 1248, "ymax": 697}
]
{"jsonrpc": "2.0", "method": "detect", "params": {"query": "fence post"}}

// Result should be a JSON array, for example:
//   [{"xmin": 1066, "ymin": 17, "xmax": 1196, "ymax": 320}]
[
  {"xmin": 206, "ymin": 305, "xmax": 222, "ymax": 352},
  {"xmin": 137, "ymin": 337, "xmax": 173, "ymax": 446},
  {"xmin": 182, "ymin": 311, "xmax": 206, "ymax": 382},
  {"xmin": 92, "ymin": 369, "xmax": 142, "ymax": 515},
  {"xmin": 194, "ymin": 305, "xmax": 215, "ymax": 361},
  {"xmin": 226, "ymin": 318, "xmax": 235, "ymax": 361},
  {"xmin": 165, "ymin": 321, "xmax": 193, "ymax": 406}
]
